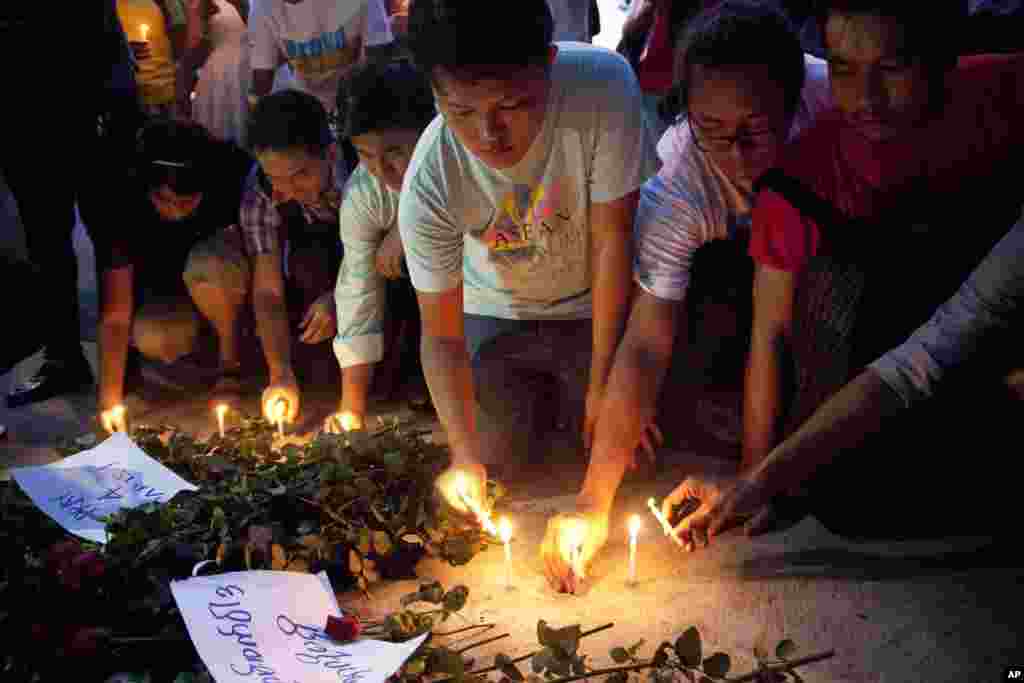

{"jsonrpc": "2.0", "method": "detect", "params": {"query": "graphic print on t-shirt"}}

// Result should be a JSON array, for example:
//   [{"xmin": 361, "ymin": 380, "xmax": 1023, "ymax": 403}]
[
  {"xmin": 283, "ymin": 27, "xmax": 360, "ymax": 90},
  {"xmin": 478, "ymin": 181, "xmax": 575, "ymax": 266}
]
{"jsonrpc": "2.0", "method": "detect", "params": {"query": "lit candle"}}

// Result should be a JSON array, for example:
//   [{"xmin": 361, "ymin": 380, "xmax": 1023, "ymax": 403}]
[
  {"xmin": 139, "ymin": 23, "xmax": 150, "ymax": 42},
  {"xmin": 564, "ymin": 518, "xmax": 588, "ymax": 580},
  {"xmin": 498, "ymin": 517, "xmax": 513, "ymax": 589},
  {"xmin": 101, "ymin": 404, "xmax": 127, "ymax": 433},
  {"xmin": 273, "ymin": 399, "xmax": 287, "ymax": 439},
  {"xmin": 628, "ymin": 515, "xmax": 641, "ymax": 585},
  {"xmin": 647, "ymin": 498, "xmax": 685, "ymax": 548},
  {"xmin": 216, "ymin": 404, "xmax": 229, "ymax": 439},
  {"xmin": 339, "ymin": 411, "xmax": 360, "ymax": 432},
  {"xmin": 452, "ymin": 471, "xmax": 499, "ymax": 536}
]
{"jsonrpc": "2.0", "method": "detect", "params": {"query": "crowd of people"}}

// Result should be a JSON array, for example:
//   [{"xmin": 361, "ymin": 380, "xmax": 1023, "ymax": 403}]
[{"xmin": 1, "ymin": 0, "xmax": 1021, "ymax": 593}]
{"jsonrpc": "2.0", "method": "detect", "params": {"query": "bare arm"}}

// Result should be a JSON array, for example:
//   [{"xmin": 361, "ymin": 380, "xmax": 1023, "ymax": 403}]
[
  {"xmin": 752, "ymin": 368, "xmax": 902, "ymax": 497},
  {"xmin": 251, "ymin": 251, "xmax": 294, "ymax": 384},
  {"xmin": 742, "ymin": 265, "xmax": 795, "ymax": 471},
  {"xmin": 580, "ymin": 288, "xmax": 679, "ymax": 512},
  {"xmin": 97, "ymin": 266, "xmax": 135, "ymax": 411},
  {"xmin": 587, "ymin": 190, "xmax": 640, "ymax": 434},
  {"xmin": 417, "ymin": 285, "xmax": 478, "ymax": 465},
  {"xmin": 176, "ymin": 0, "xmax": 212, "ymax": 113}
]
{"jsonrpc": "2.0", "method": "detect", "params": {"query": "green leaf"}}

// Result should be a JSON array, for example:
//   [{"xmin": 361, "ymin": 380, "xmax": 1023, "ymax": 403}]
[
  {"xmin": 627, "ymin": 639, "xmax": 646, "ymax": 657},
  {"xmin": 701, "ymin": 653, "xmax": 730, "ymax": 679},
  {"xmin": 775, "ymin": 639, "xmax": 797, "ymax": 660},
  {"xmin": 547, "ymin": 624, "xmax": 581, "ymax": 658},
  {"xmin": 357, "ymin": 527, "xmax": 371, "ymax": 555},
  {"xmin": 531, "ymin": 648, "xmax": 554, "ymax": 674},
  {"xmin": 495, "ymin": 654, "xmax": 524, "ymax": 682},
  {"xmin": 675, "ymin": 627, "xmax": 702, "ymax": 668},
  {"xmin": 537, "ymin": 621, "xmax": 554, "ymax": 648},
  {"xmin": 442, "ymin": 585, "xmax": 469, "ymax": 612},
  {"xmin": 652, "ymin": 642, "xmax": 672, "ymax": 668},
  {"xmin": 610, "ymin": 647, "xmax": 631, "ymax": 664},
  {"xmin": 429, "ymin": 647, "xmax": 465, "ymax": 678},
  {"xmin": 571, "ymin": 655, "xmax": 587, "ymax": 676}
]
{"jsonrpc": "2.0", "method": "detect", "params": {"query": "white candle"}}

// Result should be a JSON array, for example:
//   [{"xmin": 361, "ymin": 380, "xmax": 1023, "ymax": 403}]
[
  {"xmin": 452, "ymin": 472, "xmax": 498, "ymax": 536},
  {"xmin": 628, "ymin": 515, "xmax": 641, "ymax": 585},
  {"xmin": 564, "ymin": 518, "xmax": 587, "ymax": 580},
  {"xmin": 648, "ymin": 498, "xmax": 685, "ymax": 548},
  {"xmin": 498, "ymin": 517, "xmax": 513, "ymax": 589},
  {"xmin": 216, "ymin": 404, "xmax": 229, "ymax": 439},
  {"xmin": 139, "ymin": 23, "xmax": 150, "ymax": 42},
  {"xmin": 273, "ymin": 400, "xmax": 287, "ymax": 438}
]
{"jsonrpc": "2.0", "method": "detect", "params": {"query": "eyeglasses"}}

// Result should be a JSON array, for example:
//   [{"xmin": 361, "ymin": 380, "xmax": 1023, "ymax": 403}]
[{"xmin": 687, "ymin": 117, "xmax": 780, "ymax": 155}]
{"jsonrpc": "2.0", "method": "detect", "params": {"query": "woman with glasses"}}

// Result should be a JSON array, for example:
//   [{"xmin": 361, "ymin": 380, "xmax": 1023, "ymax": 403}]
[{"xmin": 540, "ymin": 0, "xmax": 831, "ymax": 587}]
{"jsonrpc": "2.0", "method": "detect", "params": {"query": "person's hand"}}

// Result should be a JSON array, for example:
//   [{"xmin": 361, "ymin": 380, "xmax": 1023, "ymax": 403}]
[
  {"xmin": 99, "ymin": 404, "xmax": 128, "ymax": 434},
  {"xmin": 323, "ymin": 409, "xmax": 364, "ymax": 433},
  {"xmin": 299, "ymin": 291, "xmax": 336, "ymax": 344},
  {"xmin": 129, "ymin": 41, "xmax": 152, "ymax": 62},
  {"xmin": 541, "ymin": 506, "xmax": 609, "ymax": 594},
  {"xmin": 375, "ymin": 227, "xmax": 405, "ymax": 280},
  {"xmin": 435, "ymin": 460, "xmax": 488, "ymax": 518},
  {"xmin": 262, "ymin": 375, "xmax": 300, "ymax": 425},
  {"xmin": 663, "ymin": 472, "xmax": 772, "ymax": 549}
]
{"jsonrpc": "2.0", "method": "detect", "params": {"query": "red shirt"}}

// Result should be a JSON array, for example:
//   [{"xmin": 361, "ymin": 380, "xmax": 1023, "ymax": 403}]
[{"xmin": 750, "ymin": 54, "xmax": 1024, "ymax": 274}]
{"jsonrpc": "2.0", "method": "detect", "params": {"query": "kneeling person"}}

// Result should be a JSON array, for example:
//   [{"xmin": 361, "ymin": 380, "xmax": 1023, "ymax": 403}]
[
  {"xmin": 94, "ymin": 119, "xmax": 255, "ymax": 431},
  {"xmin": 326, "ymin": 59, "xmax": 435, "ymax": 432}
]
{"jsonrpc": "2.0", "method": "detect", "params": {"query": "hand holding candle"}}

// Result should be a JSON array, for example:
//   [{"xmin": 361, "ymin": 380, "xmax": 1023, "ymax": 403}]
[
  {"xmin": 648, "ymin": 497, "xmax": 687, "ymax": 549},
  {"xmin": 563, "ymin": 517, "xmax": 588, "ymax": 581},
  {"xmin": 449, "ymin": 469, "xmax": 498, "ymax": 535},
  {"xmin": 101, "ymin": 404, "xmax": 128, "ymax": 434}
]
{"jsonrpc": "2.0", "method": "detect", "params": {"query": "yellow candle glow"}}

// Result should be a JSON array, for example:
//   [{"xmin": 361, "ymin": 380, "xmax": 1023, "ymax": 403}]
[
  {"xmin": 628, "ymin": 515, "xmax": 642, "ymax": 585},
  {"xmin": 339, "ymin": 411, "xmax": 360, "ymax": 432},
  {"xmin": 498, "ymin": 517, "xmax": 513, "ymax": 589},
  {"xmin": 452, "ymin": 472, "xmax": 498, "ymax": 536},
  {"xmin": 139, "ymin": 23, "xmax": 150, "ymax": 42},
  {"xmin": 564, "ymin": 518, "xmax": 588, "ymax": 580},
  {"xmin": 647, "ymin": 498, "xmax": 685, "ymax": 548},
  {"xmin": 273, "ymin": 399, "xmax": 287, "ymax": 438},
  {"xmin": 102, "ymin": 404, "xmax": 127, "ymax": 433},
  {"xmin": 216, "ymin": 404, "xmax": 229, "ymax": 439}
]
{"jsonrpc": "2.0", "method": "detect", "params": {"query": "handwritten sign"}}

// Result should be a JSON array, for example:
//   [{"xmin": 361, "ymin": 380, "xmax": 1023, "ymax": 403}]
[
  {"xmin": 10, "ymin": 432, "xmax": 198, "ymax": 543},
  {"xmin": 171, "ymin": 571, "xmax": 429, "ymax": 683}
]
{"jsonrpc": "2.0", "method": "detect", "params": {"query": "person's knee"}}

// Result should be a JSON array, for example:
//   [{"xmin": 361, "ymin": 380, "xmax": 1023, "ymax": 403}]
[
  {"xmin": 133, "ymin": 316, "xmax": 199, "ymax": 363},
  {"xmin": 183, "ymin": 235, "xmax": 251, "ymax": 298}
]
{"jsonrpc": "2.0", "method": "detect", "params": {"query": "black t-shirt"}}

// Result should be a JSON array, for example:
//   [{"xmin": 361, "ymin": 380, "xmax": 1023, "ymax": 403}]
[{"xmin": 96, "ymin": 142, "xmax": 255, "ymax": 301}]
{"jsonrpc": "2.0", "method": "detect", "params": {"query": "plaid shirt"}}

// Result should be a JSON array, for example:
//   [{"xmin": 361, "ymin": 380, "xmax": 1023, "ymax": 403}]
[{"xmin": 238, "ymin": 159, "xmax": 349, "ymax": 258}]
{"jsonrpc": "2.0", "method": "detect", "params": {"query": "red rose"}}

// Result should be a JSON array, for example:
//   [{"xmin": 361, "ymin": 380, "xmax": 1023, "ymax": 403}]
[{"xmin": 325, "ymin": 614, "xmax": 362, "ymax": 642}]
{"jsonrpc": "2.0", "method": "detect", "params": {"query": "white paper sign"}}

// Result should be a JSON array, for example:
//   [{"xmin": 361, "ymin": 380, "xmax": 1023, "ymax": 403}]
[
  {"xmin": 11, "ymin": 432, "xmax": 198, "ymax": 543},
  {"xmin": 171, "ymin": 571, "xmax": 429, "ymax": 683}
]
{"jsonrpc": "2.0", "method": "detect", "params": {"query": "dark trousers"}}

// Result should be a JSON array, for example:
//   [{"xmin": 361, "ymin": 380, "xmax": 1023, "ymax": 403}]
[
  {"xmin": 1, "ymin": 116, "xmax": 88, "ymax": 360},
  {"xmin": 0, "ymin": 256, "xmax": 44, "ymax": 374}
]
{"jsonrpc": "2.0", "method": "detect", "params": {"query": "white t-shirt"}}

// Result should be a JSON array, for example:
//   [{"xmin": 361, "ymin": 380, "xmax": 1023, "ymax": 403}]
[
  {"xmin": 334, "ymin": 164, "xmax": 399, "ymax": 369},
  {"xmin": 248, "ymin": 0, "xmax": 393, "ymax": 110},
  {"xmin": 548, "ymin": 0, "xmax": 592, "ymax": 43},
  {"xmin": 399, "ymin": 43, "xmax": 661, "ymax": 320},
  {"xmin": 633, "ymin": 55, "xmax": 831, "ymax": 302}
]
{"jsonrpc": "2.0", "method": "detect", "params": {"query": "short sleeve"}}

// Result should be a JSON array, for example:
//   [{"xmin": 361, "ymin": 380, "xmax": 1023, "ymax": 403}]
[
  {"xmin": 362, "ymin": 0, "xmax": 394, "ymax": 47},
  {"xmin": 248, "ymin": 6, "xmax": 281, "ymax": 71},
  {"xmin": 748, "ymin": 189, "xmax": 820, "ymax": 273},
  {"xmin": 632, "ymin": 174, "xmax": 711, "ymax": 302},
  {"xmin": 590, "ymin": 52, "xmax": 661, "ymax": 204},
  {"xmin": 398, "ymin": 129, "xmax": 464, "ymax": 294}
]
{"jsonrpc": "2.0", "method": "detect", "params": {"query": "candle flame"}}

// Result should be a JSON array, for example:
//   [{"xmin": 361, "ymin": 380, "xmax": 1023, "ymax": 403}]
[
  {"xmin": 628, "ymin": 514, "xmax": 642, "ymax": 536},
  {"xmin": 111, "ymin": 404, "xmax": 126, "ymax": 419},
  {"xmin": 216, "ymin": 404, "xmax": 229, "ymax": 419},
  {"xmin": 139, "ymin": 23, "xmax": 150, "ymax": 40},
  {"xmin": 498, "ymin": 517, "xmax": 513, "ymax": 543},
  {"xmin": 450, "ymin": 471, "xmax": 498, "ymax": 536},
  {"xmin": 339, "ymin": 411, "xmax": 359, "ymax": 432},
  {"xmin": 273, "ymin": 399, "xmax": 287, "ymax": 422}
]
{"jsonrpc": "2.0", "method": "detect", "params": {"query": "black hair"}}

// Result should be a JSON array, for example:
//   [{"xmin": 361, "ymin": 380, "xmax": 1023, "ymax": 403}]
[
  {"xmin": 407, "ymin": 0, "xmax": 554, "ymax": 84},
  {"xmin": 135, "ymin": 118, "xmax": 218, "ymax": 195},
  {"xmin": 247, "ymin": 89, "xmax": 333, "ymax": 158},
  {"xmin": 336, "ymin": 59, "xmax": 437, "ymax": 139},
  {"xmin": 664, "ymin": 0, "xmax": 806, "ymax": 121},
  {"xmin": 816, "ymin": 0, "xmax": 964, "ymax": 73}
]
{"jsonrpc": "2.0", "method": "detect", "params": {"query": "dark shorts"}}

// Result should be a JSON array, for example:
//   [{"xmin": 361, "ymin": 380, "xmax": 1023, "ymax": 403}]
[{"xmin": 464, "ymin": 315, "xmax": 592, "ymax": 465}]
